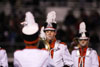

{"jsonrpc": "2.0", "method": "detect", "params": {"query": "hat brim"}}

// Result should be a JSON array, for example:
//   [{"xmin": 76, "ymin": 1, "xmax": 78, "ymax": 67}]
[
  {"xmin": 44, "ymin": 27, "xmax": 56, "ymax": 31},
  {"xmin": 22, "ymin": 24, "xmax": 39, "ymax": 35},
  {"xmin": 79, "ymin": 37, "xmax": 89, "ymax": 39}
]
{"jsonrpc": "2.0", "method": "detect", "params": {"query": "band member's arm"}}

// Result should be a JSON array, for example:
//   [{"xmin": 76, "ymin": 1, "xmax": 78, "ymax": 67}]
[
  {"xmin": 0, "ymin": 50, "xmax": 8, "ymax": 67},
  {"xmin": 14, "ymin": 52, "xmax": 22, "ymax": 67},
  {"xmin": 71, "ymin": 50, "xmax": 75, "ymax": 67},
  {"xmin": 62, "ymin": 45, "xmax": 73, "ymax": 66},
  {"xmin": 14, "ymin": 57, "xmax": 22, "ymax": 67},
  {"xmin": 91, "ymin": 50, "xmax": 99, "ymax": 67}
]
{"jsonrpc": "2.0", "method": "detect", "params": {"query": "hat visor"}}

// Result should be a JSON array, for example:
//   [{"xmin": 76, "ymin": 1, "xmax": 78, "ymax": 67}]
[
  {"xmin": 79, "ymin": 37, "xmax": 89, "ymax": 39},
  {"xmin": 44, "ymin": 28, "xmax": 56, "ymax": 31}
]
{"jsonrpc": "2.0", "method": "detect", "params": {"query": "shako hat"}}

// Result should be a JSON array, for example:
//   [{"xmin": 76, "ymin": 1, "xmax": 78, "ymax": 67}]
[
  {"xmin": 21, "ymin": 12, "xmax": 39, "ymax": 44},
  {"xmin": 44, "ymin": 11, "xmax": 57, "ymax": 31},
  {"xmin": 78, "ymin": 22, "xmax": 89, "ymax": 39}
]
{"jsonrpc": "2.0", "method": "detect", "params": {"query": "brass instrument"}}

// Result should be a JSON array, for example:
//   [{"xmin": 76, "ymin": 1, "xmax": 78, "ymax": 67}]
[{"xmin": 37, "ymin": 38, "xmax": 50, "ymax": 51}]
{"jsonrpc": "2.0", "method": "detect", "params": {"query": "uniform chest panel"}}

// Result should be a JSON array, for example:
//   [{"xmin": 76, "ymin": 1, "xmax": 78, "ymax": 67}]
[
  {"xmin": 53, "ymin": 47, "xmax": 62, "ymax": 61},
  {"xmin": 85, "ymin": 56, "xmax": 92, "ymax": 65}
]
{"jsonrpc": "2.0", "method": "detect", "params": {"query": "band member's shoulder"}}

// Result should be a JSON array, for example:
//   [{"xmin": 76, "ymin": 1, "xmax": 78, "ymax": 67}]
[
  {"xmin": 15, "ymin": 49, "xmax": 23, "ymax": 52},
  {"xmin": 88, "ymin": 48, "xmax": 97, "ymax": 54},
  {"xmin": 71, "ymin": 49, "xmax": 79, "ymax": 55},
  {"xmin": 59, "ymin": 41, "xmax": 68, "ymax": 48},
  {"xmin": 40, "ymin": 48, "xmax": 49, "ymax": 56},
  {"xmin": 41, "ymin": 48, "xmax": 48, "ymax": 51},
  {"xmin": 60, "ymin": 42, "xmax": 66, "ymax": 45},
  {"xmin": 14, "ymin": 49, "xmax": 24, "ymax": 57},
  {"xmin": 0, "ymin": 48, "xmax": 7, "ymax": 54},
  {"xmin": 0, "ymin": 48, "xmax": 5, "ymax": 50},
  {"xmin": 14, "ymin": 49, "xmax": 23, "ymax": 55}
]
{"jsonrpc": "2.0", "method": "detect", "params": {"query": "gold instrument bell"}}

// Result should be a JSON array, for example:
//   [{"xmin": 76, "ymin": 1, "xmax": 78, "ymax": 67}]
[{"xmin": 37, "ymin": 38, "xmax": 50, "ymax": 51}]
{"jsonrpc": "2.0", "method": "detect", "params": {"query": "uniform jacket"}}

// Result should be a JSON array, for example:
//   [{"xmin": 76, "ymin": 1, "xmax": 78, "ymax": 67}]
[
  {"xmin": 71, "ymin": 48, "xmax": 99, "ymax": 67},
  {"xmin": 0, "ymin": 49, "xmax": 8, "ymax": 67},
  {"xmin": 49, "ymin": 40, "xmax": 73, "ymax": 67},
  {"xmin": 98, "ymin": 56, "xmax": 100, "ymax": 67},
  {"xmin": 14, "ymin": 46, "xmax": 52, "ymax": 67}
]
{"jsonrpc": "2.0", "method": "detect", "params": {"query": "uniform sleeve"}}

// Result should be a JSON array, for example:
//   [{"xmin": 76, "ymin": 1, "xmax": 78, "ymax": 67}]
[
  {"xmin": 91, "ymin": 50, "xmax": 99, "ymax": 67},
  {"xmin": 14, "ymin": 52, "xmax": 22, "ymax": 67},
  {"xmin": 0, "ymin": 50, "xmax": 8, "ymax": 67},
  {"xmin": 71, "ymin": 51, "xmax": 75, "ymax": 67},
  {"xmin": 62, "ymin": 45, "xmax": 73, "ymax": 66}
]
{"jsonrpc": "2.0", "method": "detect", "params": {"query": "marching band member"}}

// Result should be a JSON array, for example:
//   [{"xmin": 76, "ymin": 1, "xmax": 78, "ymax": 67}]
[
  {"xmin": 71, "ymin": 22, "xmax": 99, "ymax": 67},
  {"xmin": 0, "ymin": 48, "xmax": 8, "ymax": 67},
  {"xmin": 14, "ymin": 12, "xmax": 51, "ymax": 67},
  {"xmin": 39, "ymin": 11, "xmax": 73, "ymax": 67}
]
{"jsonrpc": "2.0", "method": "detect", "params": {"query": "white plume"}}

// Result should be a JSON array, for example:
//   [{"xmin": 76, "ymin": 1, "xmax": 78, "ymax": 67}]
[
  {"xmin": 21, "ymin": 11, "xmax": 36, "ymax": 26},
  {"xmin": 79, "ymin": 22, "xmax": 86, "ymax": 33},
  {"xmin": 40, "ymin": 26, "xmax": 46, "ymax": 40},
  {"xmin": 22, "ymin": 11, "xmax": 39, "ymax": 35},
  {"xmin": 46, "ymin": 11, "xmax": 56, "ymax": 23},
  {"xmin": 25, "ymin": 12, "xmax": 36, "ymax": 26}
]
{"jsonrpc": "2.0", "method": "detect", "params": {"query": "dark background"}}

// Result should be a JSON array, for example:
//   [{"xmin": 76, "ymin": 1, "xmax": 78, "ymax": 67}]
[{"xmin": 0, "ymin": 0, "xmax": 100, "ymax": 66}]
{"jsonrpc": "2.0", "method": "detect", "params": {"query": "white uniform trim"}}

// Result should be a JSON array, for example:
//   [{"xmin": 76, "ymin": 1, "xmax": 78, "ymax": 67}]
[
  {"xmin": 72, "ymin": 48, "xmax": 99, "ymax": 67},
  {"xmin": 76, "ymin": 48, "xmax": 91, "ymax": 57},
  {"xmin": 76, "ymin": 48, "xmax": 91, "ymax": 67}
]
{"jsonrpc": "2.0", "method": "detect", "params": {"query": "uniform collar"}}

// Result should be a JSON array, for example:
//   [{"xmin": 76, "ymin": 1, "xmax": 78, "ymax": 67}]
[
  {"xmin": 50, "ymin": 38, "xmax": 56, "ymax": 49},
  {"xmin": 79, "ymin": 46, "xmax": 88, "ymax": 56},
  {"xmin": 77, "ymin": 47, "xmax": 91, "ymax": 57},
  {"xmin": 25, "ymin": 45, "xmax": 37, "ymax": 49}
]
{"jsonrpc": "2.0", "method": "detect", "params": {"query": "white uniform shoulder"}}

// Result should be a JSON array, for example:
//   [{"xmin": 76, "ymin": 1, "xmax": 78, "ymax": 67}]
[
  {"xmin": 14, "ymin": 48, "xmax": 50, "ymax": 67},
  {"xmin": 71, "ymin": 49, "xmax": 78, "ymax": 54},
  {"xmin": 88, "ymin": 48, "xmax": 98, "ymax": 55},
  {"xmin": 59, "ymin": 41, "xmax": 67, "ymax": 47},
  {"xmin": 40, "ymin": 49, "xmax": 49, "ymax": 55},
  {"xmin": 14, "ymin": 49, "xmax": 23, "ymax": 57},
  {"xmin": 90, "ymin": 49, "xmax": 97, "ymax": 54},
  {"xmin": 0, "ymin": 48, "xmax": 8, "ymax": 67},
  {"xmin": 14, "ymin": 49, "xmax": 49, "ymax": 57},
  {"xmin": 0, "ymin": 49, "xmax": 7, "ymax": 56},
  {"xmin": 0, "ymin": 49, "xmax": 7, "ymax": 60},
  {"xmin": 55, "ymin": 41, "xmax": 68, "ymax": 51},
  {"xmin": 88, "ymin": 48, "xmax": 99, "ymax": 66}
]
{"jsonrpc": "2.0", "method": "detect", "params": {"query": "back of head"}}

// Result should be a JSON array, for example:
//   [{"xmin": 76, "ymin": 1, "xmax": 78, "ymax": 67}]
[{"xmin": 21, "ymin": 12, "xmax": 39, "ymax": 45}]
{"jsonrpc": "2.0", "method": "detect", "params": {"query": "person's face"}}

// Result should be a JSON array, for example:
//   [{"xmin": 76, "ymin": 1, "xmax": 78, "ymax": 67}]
[
  {"xmin": 45, "ymin": 30, "xmax": 56, "ymax": 41},
  {"xmin": 79, "ymin": 39, "xmax": 89, "ymax": 47}
]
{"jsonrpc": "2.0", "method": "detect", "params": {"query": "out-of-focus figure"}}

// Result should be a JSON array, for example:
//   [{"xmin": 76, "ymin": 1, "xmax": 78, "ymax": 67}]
[
  {"xmin": 71, "ymin": 22, "xmax": 99, "ymax": 67},
  {"xmin": 0, "ymin": 48, "xmax": 8, "ymax": 67},
  {"xmin": 14, "ymin": 12, "xmax": 51, "ymax": 67}
]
